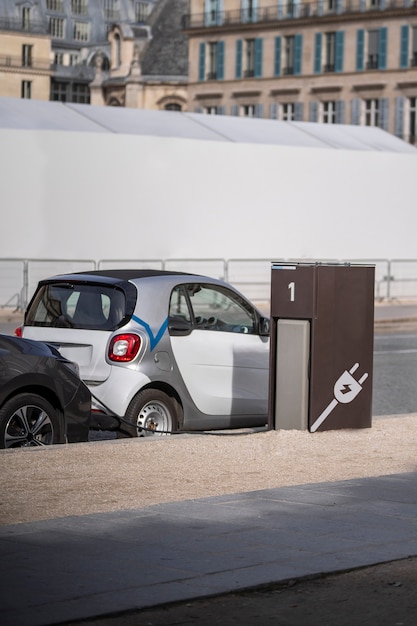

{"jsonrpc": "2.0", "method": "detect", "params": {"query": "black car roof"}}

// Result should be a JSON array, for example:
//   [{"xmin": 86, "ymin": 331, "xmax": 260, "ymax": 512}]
[{"xmin": 40, "ymin": 269, "xmax": 200, "ymax": 285}]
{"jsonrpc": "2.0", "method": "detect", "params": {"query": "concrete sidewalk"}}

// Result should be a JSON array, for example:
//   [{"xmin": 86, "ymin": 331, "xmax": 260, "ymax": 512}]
[{"xmin": 1, "ymin": 471, "xmax": 417, "ymax": 626}]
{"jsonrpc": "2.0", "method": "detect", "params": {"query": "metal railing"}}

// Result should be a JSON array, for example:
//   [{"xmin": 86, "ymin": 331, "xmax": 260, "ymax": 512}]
[
  {"xmin": 182, "ymin": 0, "xmax": 417, "ymax": 29},
  {"xmin": 0, "ymin": 54, "xmax": 52, "ymax": 72},
  {"xmin": 1, "ymin": 258, "xmax": 417, "ymax": 313}
]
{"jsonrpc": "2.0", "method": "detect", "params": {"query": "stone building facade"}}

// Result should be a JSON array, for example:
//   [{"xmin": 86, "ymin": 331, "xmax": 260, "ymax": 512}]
[{"xmin": 184, "ymin": 0, "xmax": 417, "ymax": 143}]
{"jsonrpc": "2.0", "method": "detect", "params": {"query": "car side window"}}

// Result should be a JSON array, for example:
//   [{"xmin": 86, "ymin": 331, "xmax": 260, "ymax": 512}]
[
  {"xmin": 169, "ymin": 286, "xmax": 192, "ymax": 323},
  {"xmin": 186, "ymin": 284, "xmax": 256, "ymax": 334}
]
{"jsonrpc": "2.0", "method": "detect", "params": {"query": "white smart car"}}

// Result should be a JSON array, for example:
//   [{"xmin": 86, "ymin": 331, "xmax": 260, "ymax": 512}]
[{"xmin": 19, "ymin": 270, "xmax": 270, "ymax": 436}]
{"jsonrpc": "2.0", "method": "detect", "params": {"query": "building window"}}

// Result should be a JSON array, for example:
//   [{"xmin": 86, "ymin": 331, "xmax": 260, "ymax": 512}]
[
  {"xmin": 241, "ymin": 0, "xmax": 257, "ymax": 23},
  {"xmin": 324, "ymin": 32, "xmax": 336, "ymax": 72},
  {"xmin": 46, "ymin": 0, "xmax": 64, "ymax": 10},
  {"xmin": 22, "ymin": 7, "xmax": 31, "ymax": 30},
  {"xmin": 49, "ymin": 18, "xmax": 65, "ymax": 38},
  {"xmin": 204, "ymin": 105, "xmax": 219, "ymax": 114},
  {"xmin": 135, "ymin": 2, "xmax": 148, "ymax": 22},
  {"xmin": 241, "ymin": 104, "xmax": 256, "ymax": 117},
  {"xmin": 72, "ymin": 83, "xmax": 90, "ymax": 104},
  {"xmin": 199, "ymin": 41, "xmax": 224, "ymax": 81},
  {"xmin": 51, "ymin": 81, "xmax": 68, "ymax": 102},
  {"xmin": 22, "ymin": 45, "xmax": 32, "ymax": 68},
  {"xmin": 74, "ymin": 22, "xmax": 89, "ymax": 41},
  {"xmin": 71, "ymin": 0, "xmax": 88, "ymax": 15},
  {"xmin": 322, "ymin": 101, "xmax": 336, "ymax": 123},
  {"xmin": 205, "ymin": 0, "xmax": 222, "ymax": 26},
  {"xmin": 282, "ymin": 103, "xmax": 295, "ymax": 121},
  {"xmin": 21, "ymin": 81, "xmax": 32, "ymax": 99},
  {"xmin": 165, "ymin": 103, "xmax": 182, "ymax": 111},
  {"xmin": 69, "ymin": 53, "xmax": 80, "ymax": 65},
  {"xmin": 104, "ymin": 0, "xmax": 120, "ymax": 20},
  {"xmin": 284, "ymin": 36, "xmax": 295, "ymax": 75},
  {"xmin": 409, "ymin": 97, "xmax": 417, "ymax": 144},
  {"xmin": 54, "ymin": 52, "xmax": 64, "ymax": 65},
  {"xmin": 365, "ymin": 99, "xmax": 379, "ymax": 126},
  {"xmin": 357, "ymin": 28, "xmax": 387, "ymax": 71},
  {"xmin": 244, "ymin": 39, "xmax": 255, "ymax": 77}
]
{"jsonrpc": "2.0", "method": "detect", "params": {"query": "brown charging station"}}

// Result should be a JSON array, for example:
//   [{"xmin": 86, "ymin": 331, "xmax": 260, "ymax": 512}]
[{"xmin": 268, "ymin": 262, "xmax": 375, "ymax": 432}]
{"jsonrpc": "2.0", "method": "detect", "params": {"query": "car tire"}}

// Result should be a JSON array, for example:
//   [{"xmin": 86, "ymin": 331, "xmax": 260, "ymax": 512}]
[
  {"xmin": 121, "ymin": 389, "xmax": 180, "ymax": 437},
  {"xmin": 0, "ymin": 393, "xmax": 64, "ymax": 449}
]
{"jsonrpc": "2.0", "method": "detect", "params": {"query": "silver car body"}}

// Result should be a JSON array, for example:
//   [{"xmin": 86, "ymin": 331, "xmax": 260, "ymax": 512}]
[{"xmin": 21, "ymin": 271, "xmax": 270, "ymax": 431}]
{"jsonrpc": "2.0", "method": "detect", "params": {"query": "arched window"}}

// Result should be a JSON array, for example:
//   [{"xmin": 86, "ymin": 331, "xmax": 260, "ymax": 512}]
[{"xmin": 165, "ymin": 103, "xmax": 182, "ymax": 111}]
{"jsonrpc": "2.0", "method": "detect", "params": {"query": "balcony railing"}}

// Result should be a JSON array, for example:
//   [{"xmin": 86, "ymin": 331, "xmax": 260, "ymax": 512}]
[
  {"xmin": 183, "ymin": 0, "xmax": 417, "ymax": 29},
  {"xmin": 0, "ymin": 17, "xmax": 48, "ymax": 35},
  {"xmin": 366, "ymin": 54, "xmax": 379, "ymax": 69},
  {"xmin": 0, "ymin": 54, "xmax": 51, "ymax": 71}
]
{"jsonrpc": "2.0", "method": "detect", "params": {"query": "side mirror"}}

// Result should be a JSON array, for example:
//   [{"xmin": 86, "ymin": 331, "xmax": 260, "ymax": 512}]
[
  {"xmin": 259, "ymin": 317, "xmax": 270, "ymax": 337},
  {"xmin": 168, "ymin": 317, "xmax": 193, "ymax": 336}
]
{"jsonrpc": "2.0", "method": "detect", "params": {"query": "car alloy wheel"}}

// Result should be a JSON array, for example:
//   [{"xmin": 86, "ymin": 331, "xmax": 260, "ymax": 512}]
[{"xmin": 0, "ymin": 393, "xmax": 62, "ymax": 449}]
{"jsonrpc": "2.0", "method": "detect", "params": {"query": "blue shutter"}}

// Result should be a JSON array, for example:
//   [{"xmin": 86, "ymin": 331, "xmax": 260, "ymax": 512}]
[
  {"xmin": 199, "ymin": 43, "xmax": 206, "ymax": 81},
  {"xmin": 294, "ymin": 34, "xmax": 303, "ymax": 75},
  {"xmin": 309, "ymin": 101, "xmax": 318, "ymax": 122},
  {"xmin": 335, "ymin": 100, "xmax": 345, "ymax": 124},
  {"xmin": 400, "ymin": 25, "xmax": 409, "ymax": 69},
  {"xmin": 274, "ymin": 36, "xmax": 281, "ymax": 76},
  {"xmin": 378, "ymin": 27, "xmax": 388, "ymax": 70},
  {"xmin": 236, "ymin": 39, "xmax": 242, "ymax": 78},
  {"xmin": 336, "ymin": 0, "xmax": 343, "ymax": 13},
  {"xmin": 351, "ymin": 99, "xmax": 361, "ymax": 124},
  {"xmin": 277, "ymin": 0, "xmax": 284, "ymax": 19},
  {"xmin": 231, "ymin": 105, "xmax": 239, "ymax": 116},
  {"xmin": 270, "ymin": 102, "xmax": 278, "ymax": 119},
  {"xmin": 360, "ymin": 0, "xmax": 366, "ymax": 9},
  {"xmin": 356, "ymin": 30, "xmax": 364, "ymax": 71},
  {"xmin": 294, "ymin": 102, "xmax": 304, "ymax": 121},
  {"xmin": 255, "ymin": 103, "xmax": 264, "ymax": 118},
  {"xmin": 379, "ymin": 98, "xmax": 389, "ymax": 130},
  {"xmin": 314, "ymin": 33, "xmax": 322, "ymax": 74},
  {"xmin": 195, "ymin": 106, "xmax": 203, "ymax": 113},
  {"xmin": 394, "ymin": 97, "xmax": 405, "ymax": 138},
  {"xmin": 255, "ymin": 38, "xmax": 263, "ymax": 77},
  {"xmin": 335, "ymin": 31, "xmax": 344, "ymax": 72},
  {"xmin": 318, "ymin": 0, "xmax": 324, "ymax": 15},
  {"xmin": 217, "ymin": 41, "xmax": 224, "ymax": 79},
  {"xmin": 217, "ymin": 106, "xmax": 226, "ymax": 115}
]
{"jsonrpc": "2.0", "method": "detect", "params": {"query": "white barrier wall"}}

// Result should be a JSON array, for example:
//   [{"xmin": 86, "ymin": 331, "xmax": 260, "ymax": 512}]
[{"xmin": 1, "ymin": 127, "xmax": 416, "ymax": 261}]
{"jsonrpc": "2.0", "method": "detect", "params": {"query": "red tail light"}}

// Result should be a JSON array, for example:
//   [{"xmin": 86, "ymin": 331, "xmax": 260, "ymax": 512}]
[
  {"xmin": 15, "ymin": 326, "xmax": 22, "ymax": 337},
  {"xmin": 108, "ymin": 333, "xmax": 141, "ymax": 362}
]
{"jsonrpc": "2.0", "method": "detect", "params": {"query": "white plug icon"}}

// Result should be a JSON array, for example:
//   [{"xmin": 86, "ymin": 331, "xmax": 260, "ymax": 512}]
[{"xmin": 310, "ymin": 363, "xmax": 368, "ymax": 432}]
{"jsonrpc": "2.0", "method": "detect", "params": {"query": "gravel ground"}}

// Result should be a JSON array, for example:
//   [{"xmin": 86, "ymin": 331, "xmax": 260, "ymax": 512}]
[{"xmin": 1, "ymin": 415, "xmax": 416, "ymax": 526}]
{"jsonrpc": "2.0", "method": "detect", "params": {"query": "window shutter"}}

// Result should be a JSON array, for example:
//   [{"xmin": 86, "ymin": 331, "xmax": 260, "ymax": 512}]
[
  {"xmin": 195, "ymin": 106, "xmax": 203, "ymax": 113},
  {"xmin": 218, "ymin": 106, "xmax": 226, "ymax": 115},
  {"xmin": 255, "ymin": 103, "xmax": 264, "ymax": 118},
  {"xmin": 255, "ymin": 38, "xmax": 263, "ymax": 77},
  {"xmin": 400, "ymin": 25, "xmax": 409, "ymax": 69},
  {"xmin": 335, "ymin": 100, "xmax": 345, "ymax": 124},
  {"xmin": 351, "ymin": 98, "xmax": 361, "ymax": 125},
  {"xmin": 318, "ymin": 0, "xmax": 324, "ymax": 16},
  {"xmin": 270, "ymin": 102, "xmax": 278, "ymax": 119},
  {"xmin": 379, "ymin": 98, "xmax": 389, "ymax": 130},
  {"xmin": 360, "ymin": 0, "xmax": 366, "ymax": 10},
  {"xmin": 309, "ymin": 101, "xmax": 318, "ymax": 122},
  {"xmin": 217, "ymin": 41, "xmax": 224, "ymax": 79},
  {"xmin": 199, "ymin": 42, "xmax": 206, "ymax": 81},
  {"xmin": 231, "ymin": 104, "xmax": 239, "ymax": 116},
  {"xmin": 335, "ymin": 31, "xmax": 344, "ymax": 72},
  {"xmin": 394, "ymin": 97, "xmax": 405, "ymax": 138},
  {"xmin": 336, "ymin": 0, "xmax": 343, "ymax": 13},
  {"xmin": 294, "ymin": 34, "xmax": 303, "ymax": 75},
  {"xmin": 277, "ymin": 0, "xmax": 284, "ymax": 19},
  {"xmin": 314, "ymin": 33, "xmax": 322, "ymax": 74},
  {"xmin": 294, "ymin": 102, "xmax": 304, "ymax": 121},
  {"xmin": 274, "ymin": 36, "xmax": 281, "ymax": 76},
  {"xmin": 236, "ymin": 39, "xmax": 242, "ymax": 78},
  {"xmin": 378, "ymin": 27, "xmax": 388, "ymax": 70},
  {"xmin": 356, "ymin": 30, "xmax": 364, "ymax": 71}
]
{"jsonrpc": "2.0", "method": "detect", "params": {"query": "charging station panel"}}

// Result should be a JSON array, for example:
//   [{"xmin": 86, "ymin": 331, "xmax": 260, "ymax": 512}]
[{"xmin": 268, "ymin": 263, "xmax": 375, "ymax": 432}]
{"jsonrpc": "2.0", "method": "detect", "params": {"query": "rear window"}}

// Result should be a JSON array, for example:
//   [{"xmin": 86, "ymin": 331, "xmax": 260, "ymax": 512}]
[{"xmin": 25, "ymin": 283, "xmax": 128, "ymax": 330}]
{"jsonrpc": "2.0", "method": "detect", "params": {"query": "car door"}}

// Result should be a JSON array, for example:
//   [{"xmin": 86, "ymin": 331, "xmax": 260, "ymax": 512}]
[{"xmin": 169, "ymin": 283, "xmax": 269, "ymax": 417}]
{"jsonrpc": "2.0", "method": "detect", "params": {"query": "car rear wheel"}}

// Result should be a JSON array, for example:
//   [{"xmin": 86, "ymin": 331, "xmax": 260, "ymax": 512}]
[
  {"xmin": 122, "ymin": 389, "xmax": 180, "ymax": 437},
  {"xmin": 0, "ymin": 393, "xmax": 63, "ymax": 449}
]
